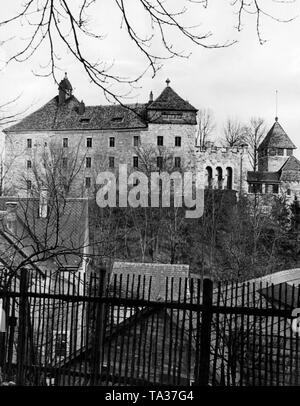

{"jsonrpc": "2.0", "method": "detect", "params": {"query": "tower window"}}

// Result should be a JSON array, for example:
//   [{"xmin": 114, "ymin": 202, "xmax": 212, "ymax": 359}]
[
  {"xmin": 109, "ymin": 157, "xmax": 115, "ymax": 168},
  {"xmin": 277, "ymin": 148, "xmax": 284, "ymax": 156},
  {"xmin": 87, "ymin": 138, "xmax": 92, "ymax": 148},
  {"xmin": 27, "ymin": 139, "xmax": 32, "ymax": 149},
  {"xmin": 109, "ymin": 137, "xmax": 115, "ymax": 148},
  {"xmin": 175, "ymin": 137, "xmax": 181, "ymax": 147},
  {"xmin": 63, "ymin": 138, "xmax": 68, "ymax": 148},
  {"xmin": 86, "ymin": 157, "xmax": 91, "ymax": 168},
  {"xmin": 133, "ymin": 156, "xmax": 139, "ymax": 168},
  {"xmin": 27, "ymin": 160, "xmax": 32, "ymax": 169},
  {"xmin": 85, "ymin": 177, "xmax": 91, "ymax": 188},
  {"xmin": 157, "ymin": 136, "xmax": 164, "ymax": 146},
  {"xmin": 62, "ymin": 158, "xmax": 68, "ymax": 168},
  {"xmin": 27, "ymin": 180, "xmax": 32, "ymax": 190}
]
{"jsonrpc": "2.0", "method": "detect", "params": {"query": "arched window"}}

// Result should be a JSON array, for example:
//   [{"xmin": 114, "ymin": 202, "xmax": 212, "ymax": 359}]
[
  {"xmin": 226, "ymin": 167, "xmax": 233, "ymax": 190},
  {"xmin": 206, "ymin": 166, "xmax": 213, "ymax": 189},
  {"xmin": 216, "ymin": 167, "xmax": 223, "ymax": 190}
]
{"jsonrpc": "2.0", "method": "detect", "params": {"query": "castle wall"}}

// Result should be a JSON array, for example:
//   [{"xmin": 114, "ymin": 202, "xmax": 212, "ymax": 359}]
[
  {"xmin": 195, "ymin": 146, "xmax": 251, "ymax": 193},
  {"xmin": 4, "ymin": 121, "xmax": 198, "ymax": 197}
]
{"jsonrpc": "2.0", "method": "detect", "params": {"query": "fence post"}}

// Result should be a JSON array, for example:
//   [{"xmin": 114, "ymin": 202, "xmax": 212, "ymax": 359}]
[
  {"xmin": 195, "ymin": 278, "xmax": 213, "ymax": 386},
  {"xmin": 90, "ymin": 269, "xmax": 106, "ymax": 386},
  {"xmin": 16, "ymin": 268, "xmax": 28, "ymax": 385}
]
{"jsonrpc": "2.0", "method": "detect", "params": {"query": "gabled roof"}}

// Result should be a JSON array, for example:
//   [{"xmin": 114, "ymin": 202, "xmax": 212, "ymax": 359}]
[
  {"xmin": 279, "ymin": 155, "xmax": 300, "ymax": 182},
  {"xmin": 259, "ymin": 120, "xmax": 296, "ymax": 150},
  {"xmin": 147, "ymin": 85, "xmax": 197, "ymax": 112},
  {"xmin": 0, "ymin": 197, "xmax": 89, "ymax": 270},
  {"xmin": 4, "ymin": 96, "xmax": 147, "ymax": 132},
  {"xmin": 111, "ymin": 261, "xmax": 190, "ymax": 301}
]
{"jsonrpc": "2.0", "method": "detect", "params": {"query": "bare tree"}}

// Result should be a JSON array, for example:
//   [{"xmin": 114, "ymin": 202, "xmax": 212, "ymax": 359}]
[
  {"xmin": 243, "ymin": 117, "xmax": 265, "ymax": 171},
  {"xmin": 0, "ymin": 1, "xmax": 296, "ymax": 102},
  {"xmin": 223, "ymin": 118, "xmax": 244, "ymax": 147},
  {"xmin": 196, "ymin": 108, "xmax": 215, "ymax": 148}
]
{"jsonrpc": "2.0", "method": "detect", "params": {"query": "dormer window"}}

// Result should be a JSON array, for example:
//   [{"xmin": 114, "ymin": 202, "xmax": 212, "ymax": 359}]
[
  {"xmin": 287, "ymin": 148, "xmax": 293, "ymax": 156},
  {"xmin": 111, "ymin": 117, "xmax": 124, "ymax": 123}
]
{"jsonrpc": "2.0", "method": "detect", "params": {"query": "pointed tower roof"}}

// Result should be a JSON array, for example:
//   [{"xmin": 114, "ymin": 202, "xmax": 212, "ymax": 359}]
[
  {"xmin": 147, "ymin": 79, "xmax": 197, "ymax": 111},
  {"xmin": 259, "ymin": 119, "xmax": 296, "ymax": 150}
]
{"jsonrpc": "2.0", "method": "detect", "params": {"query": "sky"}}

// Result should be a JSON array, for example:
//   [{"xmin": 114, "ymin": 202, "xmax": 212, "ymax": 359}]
[{"xmin": 1, "ymin": 1, "xmax": 300, "ymax": 156}]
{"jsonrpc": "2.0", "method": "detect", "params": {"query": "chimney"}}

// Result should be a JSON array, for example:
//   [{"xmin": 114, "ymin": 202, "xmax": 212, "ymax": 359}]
[
  {"xmin": 39, "ymin": 189, "xmax": 48, "ymax": 218},
  {"xmin": 149, "ymin": 91, "xmax": 153, "ymax": 103},
  {"xmin": 5, "ymin": 202, "xmax": 18, "ymax": 235},
  {"xmin": 78, "ymin": 100, "xmax": 85, "ymax": 115}
]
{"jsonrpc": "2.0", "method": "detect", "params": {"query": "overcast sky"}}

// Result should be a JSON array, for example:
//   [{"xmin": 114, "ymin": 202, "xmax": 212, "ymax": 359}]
[{"xmin": 1, "ymin": 1, "xmax": 300, "ymax": 156}]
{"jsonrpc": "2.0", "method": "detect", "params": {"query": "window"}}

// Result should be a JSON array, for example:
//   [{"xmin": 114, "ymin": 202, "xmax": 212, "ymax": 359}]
[
  {"xmin": 27, "ymin": 180, "xmax": 32, "ymax": 190},
  {"xmin": 162, "ymin": 112, "xmax": 182, "ymax": 120},
  {"xmin": 287, "ymin": 188, "xmax": 291, "ymax": 196},
  {"xmin": 157, "ymin": 156, "xmax": 163, "ymax": 169},
  {"xmin": 133, "ymin": 136, "xmax": 140, "ymax": 147},
  {"xmin": 277, "ymin": 148, "xmax": 284, "ymax": 156},
  {"xmin": 111, "ymin": 116, "xmax": 123, "ymax": 122},
  {"xmin": 287, "ymin": 148, "xmax": 293, "ymax": 156},
  {"xmin": 269, "ymin": 148, "xmax": 276, "ymax": 156},
  {"xmin": 27, "ymin": 160, "xmax": 32, "ymax": 169},
  {"xmin": 216, "ymin": 167, "xmax": 223, "ymax": 190},
  {"xmin": 206, "ymin": 166, "xmax": 213, "ymax": 189},
  {"xmin": 157, "ymin": 136, "xmax": 164, "ymax": 146},
  {"xmin": 85, "ymin": 177, "xmax": 91, "ymax": 188},
  {"xmin": 86, "ymin": 138, "xmax": 92, "ymax": 148},
  {"xmin": 174, "ymin": 157, "xmax": 181, "ymax": 168},
  {"xmin": 63, "ymin": 138, "xmax": 68, "ymax": 148},
  {"xmin": 248, "ymin": 183, "xmax": 262, "ymax": 194},
  {"xmin": 226, "ymin": 167, "xmax": 233, "ymax": 190},
  {"xmin": 27, "ymin": 139, "xmax": 32, "ymax": 149},
  {"xmin": 272, "ymin": 184, "xmax": 279, "ymax": 194},
  {"xmin": 86, "ymin": 157, "xmax": 91, "ymax": 168},
  {"xmin": 109, "ymin": 157, "xmax": 115, "ymax": 168},
  {"xmin": 133, "ymin": 156, "xmax": 139, "ymax": 168},
  {"xmin": 175, "ymin": 136, "xmax": 181, "ymax": 147},
  {"xmin": 109, "ymin": 137, "xmax": 115, "ymax": 148},
  {"xmin": 62, "ymin": 158, "xmax": 68, "ymax": 168},
  {"xmin": 79, "ymin": 118, "xmax": 90, "ymax": 123}
]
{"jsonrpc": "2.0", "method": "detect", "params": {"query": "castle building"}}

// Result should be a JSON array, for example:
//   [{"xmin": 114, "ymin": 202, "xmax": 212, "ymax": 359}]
[
  {"xmin": 3, "ymin": 74, "xmax": 250, "ymax": 197},
  {"xmin": 247, "ymin": 118, "xmax": 300, "ymax": 198}
]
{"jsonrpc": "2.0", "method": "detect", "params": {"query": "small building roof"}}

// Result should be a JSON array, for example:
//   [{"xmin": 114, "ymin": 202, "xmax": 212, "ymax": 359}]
[
  {"xmin": 279, "ymin": 155, "xmax": 300, "ymax": 182},
  {"xmin": 258, "ymin": 120, "xmax": 296, "ymax": 150},
  {"xmin": 0, "ymin": 197, "xmax": 89, "ymax": 270},
  {"xmin": 247, "ymin": 171, "xmax": 280, "ymax": 183},
  {"xmin": 111, "ymin": 261, "xmax": 190, "ymax": 301}
]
